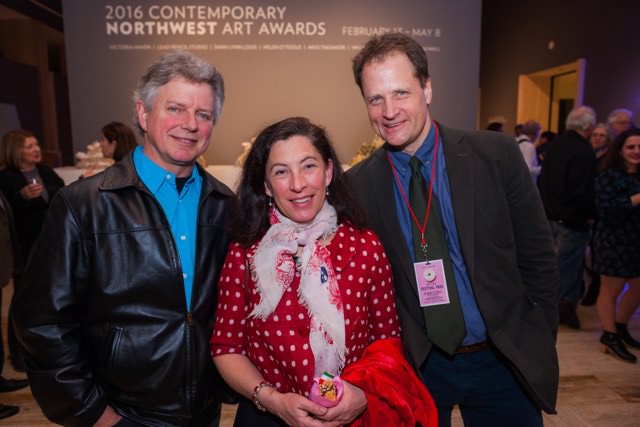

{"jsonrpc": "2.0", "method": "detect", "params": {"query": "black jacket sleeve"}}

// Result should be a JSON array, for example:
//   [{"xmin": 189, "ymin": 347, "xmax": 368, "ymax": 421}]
[{"xmin": 11, "ymin": 189, "xmax": 108, "ymax": 427}]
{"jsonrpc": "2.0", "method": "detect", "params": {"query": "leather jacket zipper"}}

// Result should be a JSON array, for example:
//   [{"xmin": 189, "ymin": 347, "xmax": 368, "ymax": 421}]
[{"xmin": 140, "ymin": 185, "xmax": 197, "ymax": 421}]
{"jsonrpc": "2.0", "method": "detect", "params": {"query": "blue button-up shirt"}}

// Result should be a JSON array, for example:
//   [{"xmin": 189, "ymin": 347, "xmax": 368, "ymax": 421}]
[
  {"xmin": 133, "ymin": 146, "xmax": 202, "ymax": 310},
  {"xmin": 388, "ymin": 124, "xmax": 487, "ymax": 345}
]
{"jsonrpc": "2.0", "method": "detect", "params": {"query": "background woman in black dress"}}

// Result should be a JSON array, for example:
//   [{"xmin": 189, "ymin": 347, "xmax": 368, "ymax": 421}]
[
  {"xmin": 593, "ymin": 128, "xmax": 640, "ymax": 363},
  {"xmin": 0, "ymin": 129, "xmax": 64, "ymax": 370}
]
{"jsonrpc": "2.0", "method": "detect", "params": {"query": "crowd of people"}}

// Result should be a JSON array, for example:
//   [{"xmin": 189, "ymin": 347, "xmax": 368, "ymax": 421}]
[
  {"xmin": 492, "ymin": 107, "xmax": 639, "ymax": 364},
  {"xmin": 0, "ymin": 32, "xmax": 636, "ymax": 426}
]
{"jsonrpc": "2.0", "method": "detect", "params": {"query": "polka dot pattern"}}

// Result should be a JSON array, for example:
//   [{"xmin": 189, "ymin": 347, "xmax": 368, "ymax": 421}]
[{"xmin": 211, "ymin": 224, "xmax": 400, "ymax": 394}]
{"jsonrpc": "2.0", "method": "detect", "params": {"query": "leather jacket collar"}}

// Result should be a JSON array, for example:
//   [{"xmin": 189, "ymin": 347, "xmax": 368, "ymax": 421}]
[{"xmin": 98, "ymin": 152, "xmax": 235, "ymax": 200}]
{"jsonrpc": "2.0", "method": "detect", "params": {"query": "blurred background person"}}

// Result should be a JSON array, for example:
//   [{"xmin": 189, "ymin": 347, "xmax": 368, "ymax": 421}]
[
  {"xmin": 99, "ymin": 121, "xmax": 138, "ymax": 161},
  {"xmin": 607, "ymin": 108, "xmax": 635, "ymax": 140},
  {"xmin": 538, "ymin": 106, "xmax": 597, "ymax": 330},
  {"xmin": 536, "ymin": 131, "xmax": 556, "ymax": 166},
  {"xmin": 514, "ymin": 123, "xmax": 524, "ymax": 139},
  {"xmin": 0, "ymin": 191, "xmax": 28, "ymax": 419},
  {"xmin": 83, "ymin": 121, "xmax": 138, "ymax": 178},
  {"xmin": 516, "ymin": 120, "xmax": 542, "ymax": 183},
  {"xmin": 485, "ymin": 121, "xmax": 504, "ymax": 132},
  {"xmin": 0, "ymin": 129, "xmax": 64, "ymax": 268},
  {"xmin": 0, "ymin": 129, "xmax": 64, "ymax": 372},
  {"xmin": 590, "ymin": 123, "xmax": 611, "ymax": 166},
  {"xmin": 592, "ymin": 128, "xmax": 640, "ymax": 363},
  {"xmin": 582, "ymin": 123, "xmax": 613, "ymax": 307}
]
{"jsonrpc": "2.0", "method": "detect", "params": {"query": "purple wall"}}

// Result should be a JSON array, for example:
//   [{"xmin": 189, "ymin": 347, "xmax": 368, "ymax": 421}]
[{"xmin": 480, "ymin": 0, "xmax": 640, "ymax": 132}]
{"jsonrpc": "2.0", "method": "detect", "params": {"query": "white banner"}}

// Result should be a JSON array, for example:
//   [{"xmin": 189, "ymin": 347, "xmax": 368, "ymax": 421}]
[{"xmin": 63, "ymin": 0, "xmax": 481, "ymax": 164}]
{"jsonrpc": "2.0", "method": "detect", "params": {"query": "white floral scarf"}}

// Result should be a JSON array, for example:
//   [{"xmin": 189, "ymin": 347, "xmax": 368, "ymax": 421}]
[{"xmin": 250, "ymin": 201, "xmax": 345, "ymax": 377}]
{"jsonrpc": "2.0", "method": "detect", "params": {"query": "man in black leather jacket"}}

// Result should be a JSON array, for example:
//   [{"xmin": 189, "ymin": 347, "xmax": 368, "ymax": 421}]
[{"xmin": 12, "ymin": 51, "xmax": 235, "ymax": 427}]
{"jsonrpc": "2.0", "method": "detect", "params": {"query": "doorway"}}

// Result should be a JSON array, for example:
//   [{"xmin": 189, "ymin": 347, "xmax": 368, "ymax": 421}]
[{"xmin": 517, "ymin": 59, "xmax": 586, "ymax": 133}]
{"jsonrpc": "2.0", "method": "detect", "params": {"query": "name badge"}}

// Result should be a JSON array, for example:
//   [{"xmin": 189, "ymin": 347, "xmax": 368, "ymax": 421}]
[{"xmin": 414, "ymin": 259, "xmax": 450, "ymax": 307}]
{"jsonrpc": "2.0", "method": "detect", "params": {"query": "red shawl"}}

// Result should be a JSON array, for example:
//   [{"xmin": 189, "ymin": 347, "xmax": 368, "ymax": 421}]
[{"xmin": 342, "ymin": 337, "xmax": 438, "ymax": 427}]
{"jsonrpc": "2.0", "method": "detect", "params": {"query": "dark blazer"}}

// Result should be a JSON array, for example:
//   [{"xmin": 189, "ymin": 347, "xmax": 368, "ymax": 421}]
[
  {"xmin": 346, "ymin": 124, "xmax": 559, "ymax": 413},
  {"xmin": 538, "ymin": 130, "xmax": 597, "ymax": 229}
]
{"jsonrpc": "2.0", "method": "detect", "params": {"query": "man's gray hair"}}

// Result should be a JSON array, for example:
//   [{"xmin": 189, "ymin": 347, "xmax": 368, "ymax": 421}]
[
  {"xmin": 133, "ymin": 50, "xmax": 225, "ymax": 135},
  {"xmin": 565, "ymin": 106, "xmax": 596, "ymax": 132},
  {"xmin": 607, "ymin": 108, "xmax": 633, "ymax": 125}
]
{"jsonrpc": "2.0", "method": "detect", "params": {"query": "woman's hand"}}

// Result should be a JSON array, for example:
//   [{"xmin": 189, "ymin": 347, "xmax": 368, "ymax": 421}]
[
  {"xmin": 261, "ymin": 388, "xmax": 335, "ymax": 427},
  {"xmin": 83, "ymin": 167, "xmax": 97, "ymax": 178},
  {"xmin": 20, "ymin": 182, "xmax": 44, "ymax": 199},
  {"xmin": 92, "ymin": 405, "xmax": 122, "ymax": 427},
  {"xmin": 214, "ymin": 354, "xmax": 335, "ymax": 425},
  {"xmin": 316, "ymin": 380, "xmax": 367, "ymax": 425}
]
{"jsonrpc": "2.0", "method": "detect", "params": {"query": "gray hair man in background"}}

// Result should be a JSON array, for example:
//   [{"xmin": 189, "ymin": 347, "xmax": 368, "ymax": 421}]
[
  {"xmin": 539, "ymin": 106, "xmax": 598, "ymax": 330},
  {"xmin": 607, "ymin": 108, "xmax": 635, "ymax": 139}
]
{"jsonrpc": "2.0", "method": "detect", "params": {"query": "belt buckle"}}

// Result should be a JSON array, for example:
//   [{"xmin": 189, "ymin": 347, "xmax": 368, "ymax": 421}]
[{"xmin": 454, "ymin": 341, "xmax": 488, "ymax": 354}]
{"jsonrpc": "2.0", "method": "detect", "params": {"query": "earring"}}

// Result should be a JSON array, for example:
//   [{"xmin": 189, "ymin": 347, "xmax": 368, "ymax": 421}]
[
  {"xmin": 268, "ymin": 196, "xmax": 273, "ymax": 207},
  {"xmin": 325, "ymin": 187, "xmax": 330, "ymax": 196}
]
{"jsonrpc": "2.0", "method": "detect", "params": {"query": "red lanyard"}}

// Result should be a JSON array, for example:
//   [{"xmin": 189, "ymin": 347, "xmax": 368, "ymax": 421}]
[{"xmin": 387, "ymin": 124, "xmax": 439, "ymax": 249}]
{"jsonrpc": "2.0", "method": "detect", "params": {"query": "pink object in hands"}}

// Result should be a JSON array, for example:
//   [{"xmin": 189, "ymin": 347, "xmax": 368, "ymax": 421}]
[{"xmin": 309, "ymin": 372, "xmax": 343, "ymax": 407}]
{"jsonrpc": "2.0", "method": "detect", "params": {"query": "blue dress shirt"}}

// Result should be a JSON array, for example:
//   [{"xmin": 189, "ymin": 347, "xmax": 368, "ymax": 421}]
[
  {"xmin": 388, "ymin": 123, "xmax": 487, "ymax": 345},
  {"xmin": 133, "ymin": 146, "xmax": 202, "ymax": 310}
]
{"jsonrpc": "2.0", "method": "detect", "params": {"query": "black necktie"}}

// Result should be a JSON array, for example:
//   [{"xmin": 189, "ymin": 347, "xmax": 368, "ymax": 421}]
[{"xmin": 409, "ymin": 156, "xmax": 466, "ymax": 355}]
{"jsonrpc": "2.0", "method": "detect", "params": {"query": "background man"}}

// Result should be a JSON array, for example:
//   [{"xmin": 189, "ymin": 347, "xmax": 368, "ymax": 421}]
[
  {"xmin": 516, "ymin": 120, "xmax": 542, "ymax": 183},
  {"xmin": 539, "ymin": 106, "xmax": 598, "ymax": 330},
  {"xmin": 347, "ymin": 33, "xmax": 559, "ymax": 426},
  {"xmin": 12, "ymin": 51, "xmax": 235, "ymax": 426},
  {"xmin": 607, "ymin": 108, "xmax": 635, "ymax": 139}
]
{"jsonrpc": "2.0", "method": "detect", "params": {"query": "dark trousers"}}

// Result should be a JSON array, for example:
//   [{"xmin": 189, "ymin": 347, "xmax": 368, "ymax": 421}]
[
  {"xmin": 233, "ymin": 397, "xmax": 286, "ymax": 427},
  {"xmin": 550, "ymin": 221, "xmax": 591, "ymax": 305},
  {"xmin": 7, "ymin": 275, "xmax": 23, "ymax": 362},
  {"xmin": 421, "ymin": 347, "xmax": 542, "ymax": 427},
  {"xmin": 114, "ymin": 406, "xmax": 221, "ymax": 427}
]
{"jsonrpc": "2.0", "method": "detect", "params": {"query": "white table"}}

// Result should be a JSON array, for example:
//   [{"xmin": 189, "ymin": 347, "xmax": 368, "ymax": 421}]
[
  {"xmin": 205, "ymin": 165, "xmax": 241, "ymax": 191},
  {"xmin": 54, "ymin": 166, "xmax": 95, "ymax": 185},
  {"xmin": 55, "ymin": 165, "xmax": 242, "ymax": 191}
]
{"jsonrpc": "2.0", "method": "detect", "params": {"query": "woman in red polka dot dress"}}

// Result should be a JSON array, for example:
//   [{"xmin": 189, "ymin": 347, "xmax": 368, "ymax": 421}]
[{"xmin": 211, "ymin": 117, "xmax": 437, "ymax": 427}]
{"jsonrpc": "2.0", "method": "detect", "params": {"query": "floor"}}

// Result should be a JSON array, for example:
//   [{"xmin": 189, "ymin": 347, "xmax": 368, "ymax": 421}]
[{"xmin": 1, "ymin": 283, "xmax": 638, "ymax": 426}]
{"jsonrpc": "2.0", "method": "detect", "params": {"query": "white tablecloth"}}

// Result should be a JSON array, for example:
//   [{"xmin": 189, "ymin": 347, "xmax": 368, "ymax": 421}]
[
  {"xmin": 54, "ymin": 166, "xmax": 95, "ymax": 185},
  {"xmin": 55, "ymin": 165, "xmax": 242, "ymax": 191},
  {"xmin": 205, "ymin": 165, "xmax": 241, "ymax": 191}
]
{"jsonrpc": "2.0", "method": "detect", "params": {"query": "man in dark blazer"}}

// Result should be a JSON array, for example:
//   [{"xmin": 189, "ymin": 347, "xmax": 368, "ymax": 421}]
[{"xmin": 346, "ymin": 33, "xmax": 559, "ymax": 426}]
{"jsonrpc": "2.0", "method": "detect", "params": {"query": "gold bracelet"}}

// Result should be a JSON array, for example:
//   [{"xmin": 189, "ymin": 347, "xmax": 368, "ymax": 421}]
[{"xmin": 252, "ymin": 381, "xmax": 274, "ymax": 412}]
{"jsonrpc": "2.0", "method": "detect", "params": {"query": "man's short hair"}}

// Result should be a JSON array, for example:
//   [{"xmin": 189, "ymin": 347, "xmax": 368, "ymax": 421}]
[
  {"xmin": 352, "ymin": 32, "xmax": 429, "ymax": 95},
  {"xmin": 133, "ymin": 51, "xmax": 225, "ymax": 135}
]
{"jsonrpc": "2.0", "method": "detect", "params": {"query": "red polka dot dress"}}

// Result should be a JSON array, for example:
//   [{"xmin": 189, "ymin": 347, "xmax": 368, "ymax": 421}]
[{"xmin": 211, "ymin": 223, "xmax": 400, "ymax": 395}]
